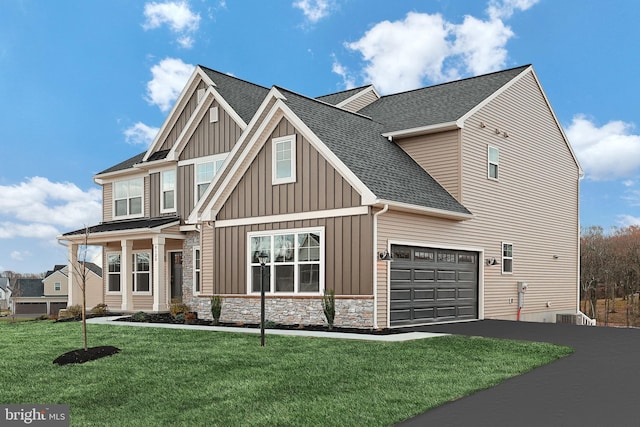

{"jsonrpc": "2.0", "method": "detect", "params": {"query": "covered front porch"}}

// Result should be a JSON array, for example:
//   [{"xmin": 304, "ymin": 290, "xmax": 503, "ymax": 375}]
[{"xmin": 59, "ymin": 216, "xmax": 185, "ymax": 312}]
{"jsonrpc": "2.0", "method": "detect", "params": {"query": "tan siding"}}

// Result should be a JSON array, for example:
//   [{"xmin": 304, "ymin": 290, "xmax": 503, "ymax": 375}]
[
  {"xmin": 179, "ymin": 100, "xmax": 243, "ymax": 161},
  {"xmin": 341, "ymin": 90, "xmax": 379, "ymax": 113},
  {"xmin": 159, "ymin": 80, "xmax": 207, "ymax": 151},
  {"xmin": 144, "ymin": 175, "xmax": 150, "ymax": 218},
  {"xmin": 395, "ymin": 129, "xmax": 461, "ymax": 200},
  {"xmin": 201, "ymin": 226, "xmax": 214, "ymax": 295},
  {"xmin": 132, "ymin": 295, "xmax": 153, "ymax": 311},
  {"xmin": 217, "ymin": 118, "xmax": 362, "ymax": 220},
  {"xmin": 103, "ymin": 183, "xmax": 112, "ymax": 222},
  {"xmin": 178, "ymin": 164, "xmax": 194, "ymax": 218},
  {"xmin": 376, "ymin": 70, "xmax": 580, "ymax": 326},
  {"xmin": 212, "ymin": 214, "xmax": 373, "ymax": 296},
  {"xmin": 149, "ymin": 173, "xmax": 160, "ymax": 217}
]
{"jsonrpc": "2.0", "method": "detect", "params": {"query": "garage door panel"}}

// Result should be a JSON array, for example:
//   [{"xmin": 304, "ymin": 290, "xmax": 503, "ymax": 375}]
[{"xmin": 390, "ymin": 245, "xmax": 479, "ymax": 326}]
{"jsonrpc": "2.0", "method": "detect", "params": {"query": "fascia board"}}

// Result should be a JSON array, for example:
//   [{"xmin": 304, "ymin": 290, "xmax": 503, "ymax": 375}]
[
  {"xmin": 57, "ymin": 223, "xmax": 183, "ymax": 244},
  {"xmin": 143, "ymin": 66, "xmax": 206, "ymax": 162},
  {"xmin": 382, "ymin": 121, "xmax": 461, "ymax": 139},
  {"xmin": 374, "ymin": 199, "xmax": 474, "ymax": 221},
  {"xmin": 335, "ymin": 85, "xmax": 380, "ymax": 109},
  {"xmin": 188, "ymin": 87, "xmax": 287, "ymax": 223}
]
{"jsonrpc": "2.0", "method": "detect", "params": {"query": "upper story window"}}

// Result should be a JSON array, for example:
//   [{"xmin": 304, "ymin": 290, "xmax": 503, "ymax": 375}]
[
  {"xmin": 54, "ymin": 282, "xmax": 61, "ymax": 291},
  {"xmin": 488, "ymin": 146, "xmax": 499, "ymax": 180},
  {"xmin": 502, "ymin": 242, "xmax": 513, "ymax": 274},
  {"xmin": 248, "ymin": 227, "xmax": 323, "ymax": 295},
  {"xmin": 272, "ymin": 135, "xmax": 296, "ymax": 185},
  {"xmin": 195, "ymin": 155, "xmax": 227, "ymax": 202},
  {"xmin": 161, "ymin": 170, "xmax": 176, "ymax": 213},
  {"xmin": 114, "ymin": 178, "xmax": 143, "ymax": 218}
]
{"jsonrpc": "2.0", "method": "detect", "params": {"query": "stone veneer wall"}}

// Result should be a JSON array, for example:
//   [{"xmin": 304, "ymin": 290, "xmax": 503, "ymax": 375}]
[
  {"xmin": 191, "ymin": 296, "xmax": 374, "ymax": 329},
  {"xmin": 181, "ymin": 231, "xmax": 199, "ymax": 308}
]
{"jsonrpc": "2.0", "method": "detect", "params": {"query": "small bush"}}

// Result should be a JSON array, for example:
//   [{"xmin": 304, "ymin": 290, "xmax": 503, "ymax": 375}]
[
  {"xmin": 67, "ymin": 305, "xmax": 83, "ymax": 318},
  {"xmin": 91, "ymin": 303, "xmax": 109, "ymax": 315},
  {"xmin": 210, "ymin": 295, "xmax": 223, "ymax": 325},
  {"xmin": 322, "ymin": 289, "xmax": 336, "ymax": 330},
  {"xmin": 36, "ymin": 314, "xmax": 50, "ymax": 321},
  {"xmin": 132, "ymin": 311, "xmax": 148, "ymax": 322},
  {"xmin": 185, "ymin": 312, "xmax": 197, "ymax": 324},
  {"xmin": 170, "ymin": 300, "xmax": 190, "ymax": 317},
  {"xmin": 265, "ymin": 320, "xmax": 277, "ymax": 329},
  {"xmin": 175, "ymin": 313, "xmax": 186, "ymax": 322}
]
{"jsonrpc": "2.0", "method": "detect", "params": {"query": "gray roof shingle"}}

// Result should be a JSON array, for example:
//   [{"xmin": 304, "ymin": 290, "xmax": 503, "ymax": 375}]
[
  {"xmin": 98, "ymin": 151, "xmax": 146, "ymax": 175},
  {"xmin": 63, "ymin": 216, "xmax": 180, "ymax": 236},
  {"xmin": 315, "ymin": 85, "xmax": 375, "ymax": 106},
  {"xmin": 12, "ymin": 279, "xmax": 44, "ymax": 297},
  {"xmin": 360, "ymin": 65, "xmax": 529, "ymax": 133}
]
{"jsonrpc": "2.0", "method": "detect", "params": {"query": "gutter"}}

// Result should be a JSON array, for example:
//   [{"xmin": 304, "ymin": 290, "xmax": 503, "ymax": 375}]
[{"xmin": 372, "ymin": 204, "xmax": 389, "ymax": 329}]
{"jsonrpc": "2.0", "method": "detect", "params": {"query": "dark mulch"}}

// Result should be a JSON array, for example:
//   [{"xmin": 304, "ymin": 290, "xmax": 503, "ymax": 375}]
[
  {"xmin": 53, "ymin": 346, "xmax": 121, "ymax": 366},
  {"xmin": 117, "ymin": 312, "xmax": 401, "ymax": 335}
]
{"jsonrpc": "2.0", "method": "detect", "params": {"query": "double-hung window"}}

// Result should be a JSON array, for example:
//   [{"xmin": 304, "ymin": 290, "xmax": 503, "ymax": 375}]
[
  {"xmin": 194, "ymin": 248, "xmax": 201, "ymax": 294},
  {"xmin": 272, "ymin": 135, "xmax": 296, "ymax": 184},
  {"xmin": 107, "ymin": 253, "xmax": 121, "ymax": 292},
  {"xmin": 132, "ymin": 252, "xmax": 151, "ymax": 293},
  {"xmin": 195, "ymin": 156, "xmax": 226, "ymax": 201},
  {"xmin": 248, "ymin": 228, "xmax": 323, "ymax": 294},
  {"xmin": 114, "ymin": 178, "xmax": 143, "ymax": 218},
  {"xmin": 488, "ymin": 146, "xmax": 499, "ymax": 180},
  {"xmin": 161, "ymin": 170, "xmax": 176, "ymax": 213},
  {"xmin": 54, "ymin": 282, "xmax": 61, "ymax": 291},
  {"xmin": 502, "ymin": 242, "xmax": 513, "ymax": 274}
]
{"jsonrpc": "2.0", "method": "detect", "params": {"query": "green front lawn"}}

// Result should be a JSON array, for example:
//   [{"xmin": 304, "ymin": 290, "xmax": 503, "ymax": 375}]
[{"xmin": 0, "ymin": 321, "xmax": 572, "ymax": 426}]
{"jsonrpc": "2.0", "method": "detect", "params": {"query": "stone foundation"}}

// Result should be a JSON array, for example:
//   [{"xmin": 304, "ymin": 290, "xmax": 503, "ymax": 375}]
[{"xmin": 189, "ymin": 296, "xmax": 374, "ymax": 329}]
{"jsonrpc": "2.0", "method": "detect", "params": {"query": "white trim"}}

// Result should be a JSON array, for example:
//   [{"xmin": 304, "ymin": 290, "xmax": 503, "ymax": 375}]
[
  {"xmin": 335, "ymin": 85, "xmax": 380, "ymax": 109},
  {"xmin": 502, "ymin": 242, "xmax": 513, "ymax": 274},
  {"xmin": 132, "ymin": 250, "xmax": 152, "ymax": 295},
  {"xmin": 105, "ymin": 252, "xmax": 122, "ymax": 295},
  {"xmin": 372, "ymin": 204, "xmax": 389, "ymax": 329},
  {"xmin": 382, "ymin": 121, "xmax": 461, "ymax": 139},
  {"xmin": 193, "ymin": 153, "xmax": 228, "ymax": 204},
  {"xmin": 160, "ymin": 168, "xmax": 177, "ymax": 214},
  {"xmin": 178, "ymin": 152, "xmax": 228, "ymax": 168},
  {"xmin": 246, "ymin": 227, "xmax": 325, "ymax": 296},
  {"xmin": 112, "ymin": 177, "xmax": 145, "ymax": 220},
  {"xmin": 215, "ymin": 206, "xmax": 369, "ymax": 228},
  {"xmin": 272, "ymin": 134, "xmax": 297, "ymax": 185},
  {"xmin": 193, "ymin": 246, "xmax": 201, "ymax": 296},
  {"xmin": 487, "ymin": 145, "xmax": 499, "ymax": 180},
  {"xmin": 373, "ymin": 200, "xmax": 473, "ymax": 221}
]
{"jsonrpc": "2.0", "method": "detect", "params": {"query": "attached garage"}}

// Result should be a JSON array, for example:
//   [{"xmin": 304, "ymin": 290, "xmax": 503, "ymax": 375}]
[
  {"xmin": 15, "ymin": 302, "xmax": 47, "ymax": 315},
  {"xmin": 390, "ymin": 245, "xmax": 479, "ymax": 326},
  {"xmin": 49, "ymin": 302, "xmax": 67, "ymax": 316}
]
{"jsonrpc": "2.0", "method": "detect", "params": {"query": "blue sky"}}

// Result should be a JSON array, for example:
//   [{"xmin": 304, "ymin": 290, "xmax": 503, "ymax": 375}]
[{"xmin": 1, "ymin": 0, "xmax": 640, "ymax": 274}]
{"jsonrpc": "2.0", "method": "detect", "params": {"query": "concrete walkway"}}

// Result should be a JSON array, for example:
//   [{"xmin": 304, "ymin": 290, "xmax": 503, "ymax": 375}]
[{"xmin": 86, "ymin": 316, "xmax": 447, "ymax": 342}]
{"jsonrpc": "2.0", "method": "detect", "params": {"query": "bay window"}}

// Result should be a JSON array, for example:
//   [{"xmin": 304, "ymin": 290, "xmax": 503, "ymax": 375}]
[{"xmin": 248, "ymin": 228, "xmax": 323, "ymax": 294}]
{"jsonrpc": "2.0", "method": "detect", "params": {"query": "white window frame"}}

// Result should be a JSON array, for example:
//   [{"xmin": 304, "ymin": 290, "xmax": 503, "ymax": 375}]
[
  {"xmin": 488, "ymin": 146, "xmax": 499, "ymax": 180},
  {"xmin": 113, "ymin": 177, "xmax": 144, "ymax": 219},
  {"xmin": 502, "ymin": 242, "xmax": 513, "ymax": 274},
  {"xmin": 160, "ymin": 168, "xmax": 177, "ymax": 213},
  {"xmin": 193, "ymin": 247, "xmax": 201, "ymax": 295},
  {"xmin": 54, "ymin": 282, "xmax": 61, "ymax": 292},
  {"xmin": 106, "ymin": 252, "xmax": 122, "ymax": 294},
  {"xmin": 188, "ymin": 153, "xmax": 228, "ymax": 203},
  {"xmin": 272, "ymin": 135, "xmax": 297, "ymax": 185},
  {"xmin": 132, "ymin": 251, "xmax": 152, "ymax": 294},
  {"xmin": 247, "ymin": 227, "xmax": 324, "ymax": 296}
]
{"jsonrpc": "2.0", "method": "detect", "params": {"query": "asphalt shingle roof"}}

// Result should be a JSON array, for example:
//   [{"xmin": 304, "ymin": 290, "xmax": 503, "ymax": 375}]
[
  {"xmin": 279, "ymin": 88, "xmax": 471, "ymax": 215},
  {"xmin": 315, "ymin": 85, "xmax": 375, "ymax": 106},
  {"xmin": 12, "ymin": 279, "xmax": 44, "ymax": 297},
  {"xmin": 98, "ymin": 151, "xmax": 146, "ymax": 175},
  {"xmin": 63, "ymin": 216, "xmax": 180, "ymax": 236},
  {"xmin": 360, "ymin": 65, "xmax": 529, "ymax": 133}
]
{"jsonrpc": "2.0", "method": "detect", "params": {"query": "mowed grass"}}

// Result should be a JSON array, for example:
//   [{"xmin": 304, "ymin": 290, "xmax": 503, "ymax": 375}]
[{"xmin": 0, "ymin": 321, "xmax": 572, "ymax": 426}]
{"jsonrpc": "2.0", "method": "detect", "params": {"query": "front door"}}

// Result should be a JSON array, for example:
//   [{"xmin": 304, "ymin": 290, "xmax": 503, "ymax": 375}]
[{"xmin": 170, "ymin": 252, "xmax": 183, "ymax": 301}]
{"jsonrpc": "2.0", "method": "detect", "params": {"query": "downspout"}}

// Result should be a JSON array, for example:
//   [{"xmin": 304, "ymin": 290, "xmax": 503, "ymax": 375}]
[{"xmin": 372, "ymin": 204, "xmax": 389, "ymax": 329}]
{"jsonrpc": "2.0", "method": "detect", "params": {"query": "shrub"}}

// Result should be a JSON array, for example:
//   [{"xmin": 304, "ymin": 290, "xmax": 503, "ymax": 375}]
[
  {"xmin": 185, "ymin": 312, "xmax": 197, "ymax": 324},
  {"xmin": 67, "ymin": 305, "xmax": 83, "ymax": 318},
  {"xmin": 36, "ymin": 314, "xmax": 50, "ymax": 321},
  {"xmin": 132, "ymin": 311, "xmax": 148, "ymax": 322},
  {"xmin": 322, "ymin": 289, "xmax": 336, "ymax": 330},
  {"xmin": 265, "ymin": 320, "xmax": 277, "ymax": 329},
  {"xmin": 170, "ymin": 300, "xmax": 190, "ymax": 317},
  {"xmin": 210, "ymin": 295, "xmax": 223, "ymax": 325},
  {"xmin": 175, "ymin": 313, "xmax": 186, "ymax": 323},
  {"xmin": 91, "ymin": 303, "xmax": 109, "ymax": 315}
]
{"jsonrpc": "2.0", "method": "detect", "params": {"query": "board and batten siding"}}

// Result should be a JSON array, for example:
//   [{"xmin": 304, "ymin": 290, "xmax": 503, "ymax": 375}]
[
  {"xmin": 178, "ymin": 164, "xmax": 195, "ymax": 218},
  {"xmin": 159, "ymin": 80, "xmax": 208, "ymax": 152},
  {"xmin": 377, "ymin": 69, "xmax": 580, "ymax": 326},
  {"xmin": 179, "ymin": 100, "xmax": 243, "ymax": 161},
  {"xmin": 395, "ymin": 129, "xmax": 461, "ymax": 200},
  {"xmin": 207, "ymin": 214, "xmax": 373, "ymax": 297},
  {"xmin": 216, "ymin": 118, "xmax": 361, "ymax": 221}
]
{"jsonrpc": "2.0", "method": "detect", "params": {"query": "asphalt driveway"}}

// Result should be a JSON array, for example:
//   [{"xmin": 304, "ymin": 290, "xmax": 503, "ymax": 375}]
[{"xmin": 397, "ymin": 320, "xmax": 640, "ymax": 427}]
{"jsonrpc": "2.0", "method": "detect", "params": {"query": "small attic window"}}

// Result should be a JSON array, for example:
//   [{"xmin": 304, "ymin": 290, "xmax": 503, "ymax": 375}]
[{"xmin": 197, "ymin": 88, "xmax": 206, "ymax": 103}]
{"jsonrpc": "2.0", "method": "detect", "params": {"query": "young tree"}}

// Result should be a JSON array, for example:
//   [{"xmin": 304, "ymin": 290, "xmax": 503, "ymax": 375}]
[{"xmin": 69, "ymin": 226, "xmax": 92, "ymax": 351}]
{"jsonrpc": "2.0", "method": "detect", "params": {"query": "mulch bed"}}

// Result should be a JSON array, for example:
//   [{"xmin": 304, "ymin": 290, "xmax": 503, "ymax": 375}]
[{"xmin": 53, "ymin": 346, "xmax": 121, "ymax": 366}]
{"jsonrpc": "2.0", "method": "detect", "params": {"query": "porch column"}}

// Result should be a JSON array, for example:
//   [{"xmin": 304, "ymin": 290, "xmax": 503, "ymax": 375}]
[
  {"xmin": 153, "ymin": 236, "xmax": 166, "ymax": 312},
  {"xmin": 121, "ymin": 240, "xmax": 133, "ymax": 311},
  {"xmin": 67, "ymin": 243, "xmax": 78, "ymax": 306}
]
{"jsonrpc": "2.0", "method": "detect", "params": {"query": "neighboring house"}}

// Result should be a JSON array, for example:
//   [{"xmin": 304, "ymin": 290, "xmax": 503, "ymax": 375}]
[
  {"xmin": 43, "ymin": 263, "xmax": 104, "ymax": 311},
  {"xmin": 10, "ymin": 278, "xmax": 65, "ymax": 316},
  {"xmin": 59, "ymin": 64, "xmax": 583, "ymax": 328},
  {"xmin": 0, "ymin": 277, "xmax": 10, "ymax": 310}
]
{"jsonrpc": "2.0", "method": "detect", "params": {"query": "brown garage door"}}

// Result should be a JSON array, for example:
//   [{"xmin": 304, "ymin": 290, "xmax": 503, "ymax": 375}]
[
  {"xmin": 15, "ymin": 302, "xmax": 47, "ymax": 315},
  {"xmin": 50, "ymin": 302, "xmax": 67, "ymax": 316},
  {"xmin": 390, "ymin": 245, "xmax": 479, "ymax": 326}
]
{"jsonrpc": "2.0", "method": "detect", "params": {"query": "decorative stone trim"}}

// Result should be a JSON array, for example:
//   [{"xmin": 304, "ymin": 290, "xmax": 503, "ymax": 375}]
[{"xmin": 190, "ymin": 296, "xmax": 374, "ymax": 329}]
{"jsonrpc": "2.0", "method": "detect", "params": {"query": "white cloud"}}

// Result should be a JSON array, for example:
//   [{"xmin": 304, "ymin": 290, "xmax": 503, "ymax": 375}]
[
  {"xmin": 124, "ymin": 122, "xmax": 159, "ymax": 146},
  {"xmin": 145, "ymin": 58, "xmax": 195, "ymax": 112},
  {"xmin": 143, "ymin": 1, "xmax": 201, "ymax": 48},
  {"xmin": 487, "ymin": 0, "xmax": 539, "ymax": 20},
  {"xmin": 618, "ymin": 214, "xmax": 640, "ymax": 227},
  {"xmin": 566, "ymin": 115, "xmax": 640, "ymax": 180},
  {"xmin": 341, "ymin": 0, "xmax": 535, "ymax": 94},
  {"xmin": 331, "ymin": 55, "xmax": 356, "ymax": 90},
  {"xmin": 0, "ymin": 177, "xmax": 102, "ymax": 240},
  {"xmin": 623, "ymin": 180, "xmax": 635, "ymax": 187},
  {"xmin": 293, "ymin": 0, "xmax": 332, "ymax": 23},
  {"xmin": 10, "ymin": 250, "xmax": 31, "ymax": 261}
]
